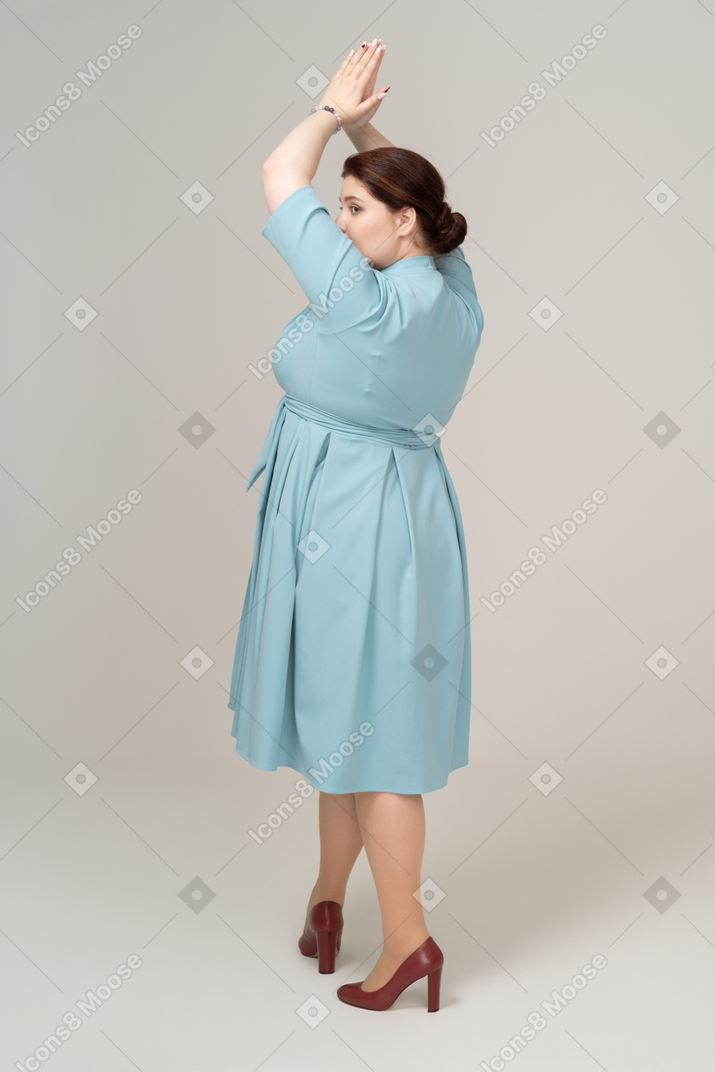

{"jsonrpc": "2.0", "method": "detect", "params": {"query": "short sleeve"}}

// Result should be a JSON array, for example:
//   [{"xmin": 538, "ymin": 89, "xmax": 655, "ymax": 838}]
[
  {"xmin": 261, "ymin": 184, "xmax": 384, "ymax": 335},
  {"xmin": 434, "ymin": 245, "xmax": 485, "ymax": 347}
]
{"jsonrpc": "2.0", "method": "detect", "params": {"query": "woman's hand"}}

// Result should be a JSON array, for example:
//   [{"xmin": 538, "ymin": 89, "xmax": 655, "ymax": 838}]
[{"xmin": 318, "ymin": 38, "xmax": 388, "ymax": 133}]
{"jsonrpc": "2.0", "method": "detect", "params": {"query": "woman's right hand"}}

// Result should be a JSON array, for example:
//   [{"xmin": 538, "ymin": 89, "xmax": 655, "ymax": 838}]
[{"xmin": 339, "ymin": 38, "xmax": 388, "ymax": 133}]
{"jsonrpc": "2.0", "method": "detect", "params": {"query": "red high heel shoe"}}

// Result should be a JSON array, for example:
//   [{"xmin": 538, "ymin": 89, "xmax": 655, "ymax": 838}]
[
  {"xmin": 337, "ymin": 936, "xmax": 444, "ymax": 1011},
  {"xmin": 298, "ymin": 900, "xmax": 344, "ymax": 973}
]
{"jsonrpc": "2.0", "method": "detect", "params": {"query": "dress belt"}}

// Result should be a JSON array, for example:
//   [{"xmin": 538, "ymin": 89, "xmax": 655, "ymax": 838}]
[{"xmin": 245, "ymin": 393, "xmax": 436, "ymax": 493}]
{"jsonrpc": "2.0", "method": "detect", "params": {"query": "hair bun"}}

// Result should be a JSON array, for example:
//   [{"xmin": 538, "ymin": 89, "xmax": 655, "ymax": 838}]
[
  {"xmin": 431, "ymin": 201, "xmax": 466, "ymax": 256},
  {"xmin": 437, "ymin": 202, "xmax": 452, "ymax": 227}
]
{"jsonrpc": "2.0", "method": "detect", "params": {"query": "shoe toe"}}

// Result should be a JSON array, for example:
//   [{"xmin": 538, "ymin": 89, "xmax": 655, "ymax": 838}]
[{"xmin": 336, "ymin": 982, "xmax": 363, "ymax": 1002}]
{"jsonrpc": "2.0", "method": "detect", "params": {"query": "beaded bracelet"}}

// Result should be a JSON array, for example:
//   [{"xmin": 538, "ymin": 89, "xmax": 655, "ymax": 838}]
[{"xmin": 309, "ymin": 105, "xmax": 342, "ymax": 134}]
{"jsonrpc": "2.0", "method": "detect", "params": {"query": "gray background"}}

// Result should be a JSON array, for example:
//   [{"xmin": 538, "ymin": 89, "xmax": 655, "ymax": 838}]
[{"xmin": 2, "ymin": 1, "xmax": 715, "ymax": 1069}]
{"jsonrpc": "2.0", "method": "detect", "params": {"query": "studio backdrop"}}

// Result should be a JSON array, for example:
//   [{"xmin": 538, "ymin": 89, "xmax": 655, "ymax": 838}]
[{"xmin": 1, "ymin": 2, "xmax": 714, "ymax": 1070}]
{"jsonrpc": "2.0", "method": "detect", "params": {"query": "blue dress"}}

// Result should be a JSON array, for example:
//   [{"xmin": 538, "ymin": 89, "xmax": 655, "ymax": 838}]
[{"xmin": 228, "ymin": 184, "xmax": 484, "ymax": 793}]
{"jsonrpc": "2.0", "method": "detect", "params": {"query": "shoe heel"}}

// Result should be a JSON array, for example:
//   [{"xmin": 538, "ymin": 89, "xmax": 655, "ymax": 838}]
[
  {"xmin": 427, "ymin": 965, "xmax": 442, "ymax": 1011},
  {"xmin": 316, "ymin": 928, "xmax": 338, "ymax": 973}
]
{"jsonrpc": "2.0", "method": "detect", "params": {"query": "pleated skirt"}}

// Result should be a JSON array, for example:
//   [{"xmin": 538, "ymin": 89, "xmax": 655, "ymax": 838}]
[{"xmin": 227, "ymin": 394, "xmax": 472, "ymax": 793}]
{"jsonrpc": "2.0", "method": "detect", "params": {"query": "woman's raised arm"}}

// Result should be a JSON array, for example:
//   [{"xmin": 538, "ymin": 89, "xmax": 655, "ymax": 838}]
[
  {"xmin": 261, "ymin": 40, "xmax": 388, "ymax": 215},
  {"xmin": 344, "ymin": 119, "xmax": 395, "ymax": 153}
]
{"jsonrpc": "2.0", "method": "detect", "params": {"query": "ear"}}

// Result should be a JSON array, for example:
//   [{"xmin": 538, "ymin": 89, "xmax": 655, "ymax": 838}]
[{"xmin": 398, "ymin": 205, "xmax": 417, "ymax": 235}]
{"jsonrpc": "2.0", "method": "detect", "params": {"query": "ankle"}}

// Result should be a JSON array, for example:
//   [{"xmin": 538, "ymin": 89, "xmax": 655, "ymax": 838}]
[
  {"xmin": 308, "ymin": 886, "xmax": 345, "ymax": 909},
  {"xmin": 383, "ymin": 926, "xmax": 430, "ymax": 957}
]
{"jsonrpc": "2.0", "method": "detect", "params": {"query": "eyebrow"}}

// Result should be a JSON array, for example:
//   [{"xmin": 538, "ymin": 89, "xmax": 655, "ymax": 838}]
[{"xmin": 338, "ymin": 195, "xmax": 363, "ymax": 204}]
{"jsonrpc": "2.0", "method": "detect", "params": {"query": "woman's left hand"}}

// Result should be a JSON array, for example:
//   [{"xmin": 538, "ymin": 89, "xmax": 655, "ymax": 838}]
[{"xmin": 319, "ymin": 39, "xmax": 388, "ymax": 132}]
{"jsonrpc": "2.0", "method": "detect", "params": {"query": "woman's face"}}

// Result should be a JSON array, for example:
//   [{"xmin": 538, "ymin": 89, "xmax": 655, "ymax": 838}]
[{"xmin": 334, "ymin": 175, "xmax": 429, "ymax": 269}]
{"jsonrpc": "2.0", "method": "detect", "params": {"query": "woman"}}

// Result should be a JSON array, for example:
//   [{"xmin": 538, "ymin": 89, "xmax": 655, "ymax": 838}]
[{"xmin": 227, "ymin": 38, "xmax": 484, "ymax": 1012}]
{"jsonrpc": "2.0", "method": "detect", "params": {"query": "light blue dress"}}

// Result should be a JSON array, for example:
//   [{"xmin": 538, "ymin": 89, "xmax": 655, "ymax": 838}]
[{"xmin": 228, "ymin": 184, "xmax": 484, "ymax": 793}]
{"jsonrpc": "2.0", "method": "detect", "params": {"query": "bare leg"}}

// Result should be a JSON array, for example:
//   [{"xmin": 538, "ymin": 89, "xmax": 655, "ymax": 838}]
[
  {"xmin": 304, "ymin": 791, "xmax": 364, "ymax": 925},
  {"xmin": 353, "ymin": 791, "xmax": 430, "ymax": 991}
]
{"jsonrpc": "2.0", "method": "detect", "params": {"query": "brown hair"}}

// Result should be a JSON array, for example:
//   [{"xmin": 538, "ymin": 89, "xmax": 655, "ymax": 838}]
[{"xmin": 340, "ymin": 147, "xmax": 467, "ymax": 256}]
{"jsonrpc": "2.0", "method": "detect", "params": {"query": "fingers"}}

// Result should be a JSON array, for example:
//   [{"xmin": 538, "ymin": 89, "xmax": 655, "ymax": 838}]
[
  {"xmin": 363, "ymin": 38, "xmax": 384, "ymax": 64},
  {"xmin": 370, "ymin": 47, "xmax": 384, "ymax": 88},
  {"xmin": 333, "ymin": 37, "xmax": 385, "ymax": 117},
  {"xmin": 353, "ymin": 38, "xmax": 384, "ymax": 71},
  {"xmin": 367, "ymin": 40, "xmax": 385, "ymax": 89},
  {"xmin": 354, "ymin": 40, "xmax": 384, "ymax": 93},
  {"xmin": 361, "ymin": 42, "xmax": 379, "ymax": 95},
  {"xmin": 344, "ymin": 42, "xmax": 369, "ymax": 71},
  {"xmin": 362, "ymin": 49, "xmax": 384, "ymax": 98}
]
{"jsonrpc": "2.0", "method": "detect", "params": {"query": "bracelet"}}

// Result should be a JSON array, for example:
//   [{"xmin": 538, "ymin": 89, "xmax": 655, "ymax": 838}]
[{"xmin": 309, "ymin": 105, "xmax": 342, "ymax": 134}]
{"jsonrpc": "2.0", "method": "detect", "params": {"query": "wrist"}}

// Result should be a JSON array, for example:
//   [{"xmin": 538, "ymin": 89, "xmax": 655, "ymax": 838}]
[{"xmin": 312, "ymin": 104, "xmax": 342, "ymax": 134}]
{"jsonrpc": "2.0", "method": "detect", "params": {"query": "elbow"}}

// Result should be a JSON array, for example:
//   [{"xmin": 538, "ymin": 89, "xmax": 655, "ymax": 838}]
[{"xmin": 261, "ymin": 158, "xmax": 309, "ymax": 185}]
